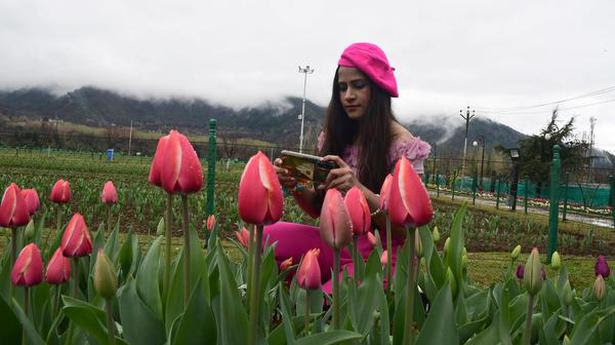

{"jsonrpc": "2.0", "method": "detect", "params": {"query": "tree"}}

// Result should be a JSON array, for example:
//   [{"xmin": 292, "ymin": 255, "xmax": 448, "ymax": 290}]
[{"xmin": 516, "ymin": 108, "xmax": 589, "ymax": 197}]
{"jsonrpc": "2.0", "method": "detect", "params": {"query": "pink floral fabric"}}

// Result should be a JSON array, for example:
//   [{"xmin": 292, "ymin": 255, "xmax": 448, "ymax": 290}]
[{"xmin": 317, "ymin": 131, "xmax": 431, "ymax": 174}]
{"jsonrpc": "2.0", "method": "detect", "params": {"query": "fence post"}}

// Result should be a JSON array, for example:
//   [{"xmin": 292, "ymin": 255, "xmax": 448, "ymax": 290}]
[
  {"xmin": 496, "ymin": 178, "xmax": 501, "ymax": 209},
  {"xmin": 547, "ymin": 145, "xmax": 561, "ymax": 263},
  {"xmin": 451, "ymin": 175, "xmax": 456, "ymax": 201},
  {"xmin": 609, "ymin": 175, "xmax": 615, "ymax": 227},
  {"xmin": 206, "ymin": 119, "xmax": 217, "ymax": 218},
  {"xmin": 524, "ymin": 177, "xmax": 529, "ymax": 215},
  {"xmin": 562, "ymin": 172, "xmax": 569, "ymax": 222},
  {"xmin": 472, "ymin": 173, "xmax": 477, "ymax": 205},
  {"xmin": 436, "ymin": 174, "xmax": 440, "ymax": 197}
]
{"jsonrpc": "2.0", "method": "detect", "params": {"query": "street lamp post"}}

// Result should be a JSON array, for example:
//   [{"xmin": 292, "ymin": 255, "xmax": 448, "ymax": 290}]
[
  {"xmin": 459, "ymin": 106, "xmax": 476, "ymax": 177},
  {"xmin": 509, "ymin": 148, "xmax": 521, "ymax": 211},
  {"xmin": 298, "ymin": 65, "xmax": 314, "ymax": 153},
  {"xmin": 472, "ymin": 135, "xmax": 486, "ymax": 190}
]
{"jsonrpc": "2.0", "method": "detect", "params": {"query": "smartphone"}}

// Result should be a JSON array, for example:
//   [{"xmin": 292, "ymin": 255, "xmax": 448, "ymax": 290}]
[{"xmin": 279, "ymin": 150, "xmax": 337, "ymax": 188}]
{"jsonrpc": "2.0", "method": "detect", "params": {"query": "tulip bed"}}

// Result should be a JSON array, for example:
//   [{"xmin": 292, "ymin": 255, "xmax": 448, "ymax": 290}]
[{"xmin": 2, "ymin": 141, "xmax": 615, "ymax": 345}]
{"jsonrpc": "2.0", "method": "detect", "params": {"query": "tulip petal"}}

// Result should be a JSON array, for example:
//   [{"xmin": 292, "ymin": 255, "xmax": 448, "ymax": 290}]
[
  {"xmin": 238, "ymin": 153, "xmax": 269, "ymax": 224},
  {"xmin": 177, "ymin": 134, "xmax": 203, "ymax": 193},
  {"xmin": 11, "ymin": 243, "xmax": 43, "ymax": 286},
  {"xmin": 320, "ymin": 189, "xmax": 352, "ymax": 249},
  {"xmin": 148, "ymin": 135, "xmax": 169, "ymax": 186},
  {"xmin": 0, "ymin": 184, "xmax": 30, "ymax": 228},
  {"xmin": 259, "ymin": 154, "xmax": 283, "ymax": 223},
  {"xmin": 161, "ymin": 131, "xmax": 183, "ymax": 194}
]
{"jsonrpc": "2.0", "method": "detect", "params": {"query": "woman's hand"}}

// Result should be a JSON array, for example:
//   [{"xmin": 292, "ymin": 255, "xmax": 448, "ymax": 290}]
[
  {"xmin": 273, "ymin": 158, "xmax": 298, "ymax": 190},
  {"xmin": 319, "ymin": 155, "xmax": 360, "ymax": 194}
]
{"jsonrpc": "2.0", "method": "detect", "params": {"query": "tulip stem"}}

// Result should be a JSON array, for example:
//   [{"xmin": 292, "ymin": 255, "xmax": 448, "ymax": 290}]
[
  {"xmin": 402, "ymin": 227, "xmax": 417, "ymax": 345},
  {"xmin": 304, "ymin": 289, "xmax": 310, "ymax": 335},
  {"xmin": 332, "ymin": 249, "xmax": 341, "ymax": 329},
  {"xmin": 247, "ymin": 225, "xmax": 255, "ymax": 307},
  {"xmin": 385, "ymin": 215, "xmax": 392, "ymax": 297},
  {"xmin": 11, "ymin": 227, "xmax": 17, "ymax": 270},
  {"xmin": 164, "ymin": 194, "xmax": 172, "ymax": 300},
  {"xmin": 53, "ymin": 284, "xmax": 62, "ymax": 318},
  {"xmin": 106, "ymin": 203, "xmax": 112, "ymax": 235},
  {"xmin": 105, "ymin": 299, "xmax": 116, "ymax": 345},
  {"xmin": 72, "ymin": 258, "xmax": 79, "ymax": 298},
  {"xmin": 522, "ymin": 294, "xmax": 535, "ymax": 345},
  {"xmin": 181, "ymin": 194, "xmax": 191, "ymax": 306},
  {"xmin": 352, "ymin": 235, "xmax": 361, "ymax": 284},
  {"xmin": 22, "ymin": 287, "xmax": 29, "ymax": 345},
  {"xmin": 248, "ymin": 225, "xmax": 263, "ymax": 345}
]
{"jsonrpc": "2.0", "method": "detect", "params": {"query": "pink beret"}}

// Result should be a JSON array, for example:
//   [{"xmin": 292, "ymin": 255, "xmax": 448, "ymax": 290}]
[{"xmin": 338, "ymin": 43, "xmax": 398, "ymax": 97}]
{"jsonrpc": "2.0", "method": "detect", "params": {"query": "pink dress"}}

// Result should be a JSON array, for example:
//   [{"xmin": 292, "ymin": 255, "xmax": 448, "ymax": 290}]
[{"xmin": 264, "ymin": 133, "xmax": 431, "ymax": 292}]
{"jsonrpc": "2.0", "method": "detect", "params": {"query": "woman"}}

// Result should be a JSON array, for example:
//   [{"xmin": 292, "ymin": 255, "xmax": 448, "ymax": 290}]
[{"xmin": 265, "ymin": 42, "xmax": 431, "ymax": 290}]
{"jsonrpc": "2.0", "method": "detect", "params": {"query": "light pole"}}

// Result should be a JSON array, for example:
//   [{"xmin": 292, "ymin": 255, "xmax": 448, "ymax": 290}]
[
  {"xmin": 472, "ymin": 135, "xmax": 486, "ymax": 189},
  {"xmin": 509, "ymin": 148, "xmax": 521, "ymax": 211},
  {"xmin": 298, "ymin": 65, "xmax": 314, "ymax": 153},
  {"xmin": 459, "ymin": 106, "xmax": 476, "ymax": 177}
]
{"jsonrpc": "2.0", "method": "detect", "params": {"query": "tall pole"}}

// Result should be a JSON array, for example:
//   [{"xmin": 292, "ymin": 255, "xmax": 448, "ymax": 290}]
[
  {"xmin": 459, "ymin": 106, "xmax": 476, "ymax": 177},
  {"xmin": 547, "ymin": 145, "xmax": 561, "ymax": 263},
  {"xmin": 298, "ymin": 65, "xmax": 314, "ymax": 153},
  {"xmin": 127, "ymin": 120, "xmax": 133, "ymax": 156}
]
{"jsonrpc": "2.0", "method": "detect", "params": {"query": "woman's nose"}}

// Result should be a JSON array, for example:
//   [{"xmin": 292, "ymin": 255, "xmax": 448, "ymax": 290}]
[{"xmin": 343, "ymin": 88, "xmax": 355, "ymax": 101}]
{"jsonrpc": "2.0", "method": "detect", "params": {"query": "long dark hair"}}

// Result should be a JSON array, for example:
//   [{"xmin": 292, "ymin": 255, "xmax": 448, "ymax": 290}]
[{"xmin": 319, "ymin": 67, "xmax": 398, "ymax": 193}]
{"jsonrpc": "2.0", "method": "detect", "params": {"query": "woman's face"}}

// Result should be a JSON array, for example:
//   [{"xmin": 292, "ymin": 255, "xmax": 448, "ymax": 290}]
[{"xmin": 338, "ymin": 66, "xmax": 371, "ymax": 120}]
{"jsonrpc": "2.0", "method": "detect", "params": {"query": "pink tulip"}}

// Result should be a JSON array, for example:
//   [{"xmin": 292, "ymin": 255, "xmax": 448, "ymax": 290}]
[
  {"xmin": 238, "ymin": 151, "xmax": 283, "ymax": 225},
  {"xmin": 11, "ymin": 243, "xmax": 43, "ymax": 286},
  {"xmin": 61, "ymin": 213, "xmax": 92, "ymax": 257},
  {"xmin": 206, "ymin": 214, "xmax": 216, "ymax": 231},
  {"xmin": 21, "ymin": 189, "xmax": 40, "ymax": 216},
  {"xmin": 101, "ymin": 181, "xmax": 118, "ymax": 204},
  {"xmin": 50, "ymin": 179, "xmax": 71, "ymax": 204},
  {"xmin": 595, "ymin": 255, "xmax": 610, "ymax": 278},
  {"xmin": 280, "ymin": 257, "xmax": 293, "ymax": 271},
  {"xmin": 148, "ymin": 130, "xmax": 204, "ymax": 194},
  {"xmin": 379, "ymin": 174, "xmax": 393, "ymax": 210},
  {"xmin": 46, "ymin": 247, "xmax": 71, "ymax": 284},
  {"xmin": 367, "ymin": 232, "xmax": 379, "ymax": 248},
  {"xmin": 0, "ymin": 183, "xmax": 30, "ymax": 228},
  {"xmin": 344, "ymin": 186, "xmax": 371, "ymax": 235},
  {"xmin": 235, "ymin": 227, "xmax": 250, "ymax": 248},
  {"xmin": 386, "ymin": 157, "xmax": 433, "ymax": 227},
  {"xmin": 297, "ymin": 248, "xmax": 321, "ymax": 290},
  {"xmin": 380, "ymin": 250, "xmax": 388, "ymax": 266},
  {"xmin": 319, "ymin": 188, "xmax": 352, "ymax": 250}
]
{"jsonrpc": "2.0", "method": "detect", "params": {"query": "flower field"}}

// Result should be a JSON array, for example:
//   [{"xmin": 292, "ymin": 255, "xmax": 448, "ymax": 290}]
[{"xmin": 1, "ymin": 138, "xmax": 615, "ymax": 345}]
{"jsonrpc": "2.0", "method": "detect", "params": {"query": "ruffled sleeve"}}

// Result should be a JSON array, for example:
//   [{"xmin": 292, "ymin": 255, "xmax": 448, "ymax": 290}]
[
  {"xmin": 389, "ymin": 137, "xmax": 431, "ymax": 174},
  {"xmin": 317, "ymin": 131, "xmax": 325, "ymax": 153}
]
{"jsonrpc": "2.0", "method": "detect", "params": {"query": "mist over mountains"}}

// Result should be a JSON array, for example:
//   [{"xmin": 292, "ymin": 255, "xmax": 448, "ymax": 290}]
[{"xmin": 0, "ymin": 86, "xmax": 529, "ymax": 154}]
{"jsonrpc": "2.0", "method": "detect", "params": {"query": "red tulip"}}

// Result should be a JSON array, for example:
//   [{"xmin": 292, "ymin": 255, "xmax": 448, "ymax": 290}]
[
  {"xmin": 50, "ymin": 179, "xmax": 71, "ymax": 204},
  {"xmin": 101, "ymin": 181, "xmax": 118, "ymax": 204},
  {"xmin": 148, "ymin": 130, "xmax": 203, "ymax": 194},
  {"xmin": 280, "ymin": 257, "xmax": 293, "ymax": 271},
  {"xmin": 595, "ymin": 255, "xmax": 610, "ymax": 278},
  {"xmin": 387, "ymin": 157, "xmax": 433, "ymax": 227},
  {"xmin": 344, "ymin": 186, "xmax": 371, "ymax": 235},
  {"xmin": 0, "ymin": 183, "xmax": 30, "ymax": 228},
  {"xmin": 319, "ymin": 188, "xmax": 352, "ymax": 250},
  {"xmin": 61, "ymin": 213, "xmax": 92, "ymax": 257},
  {"xmin": 21, "ymin": 188, "xmax": 40, "ymax": 216},
  {"xmin": 11, "ymin": 243, "xmax": 43, "ymax": 286},
  {"xmin": 238, "ymin": 151, "xmax": 283, "ymax": 225},
  {"xmin": 46, "ymin": 247, "xmax": 71, "ymax": 284},
  {"xmin": 367, "ymin": 232, "xmax": 379, "ymax": 248},
  {"xmin": 297, "ymin": 248, "xmax": 321, "ymax": 290},
  {"xmin": 206, "ymin": 214, "xmax": 216, "ymax": 231},
  {"xmin": 379, "ymin": 174, "xmax": 393, "ymax": 210},
  {"xmin": 235, "ymin": 227, "xmax": 250, "ymax": 248}
]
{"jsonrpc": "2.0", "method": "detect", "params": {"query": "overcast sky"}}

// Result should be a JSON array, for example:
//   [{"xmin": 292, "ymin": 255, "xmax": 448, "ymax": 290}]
[{"xmin": 1, "ymin": 0, "xmax": 614, "ymax": 151}]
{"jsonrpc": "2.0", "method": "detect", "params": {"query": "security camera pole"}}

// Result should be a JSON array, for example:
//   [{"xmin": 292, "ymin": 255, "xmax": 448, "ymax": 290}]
[{"xmin": 298, "ymin": 65, "xmax": 314, "ymax": 153}]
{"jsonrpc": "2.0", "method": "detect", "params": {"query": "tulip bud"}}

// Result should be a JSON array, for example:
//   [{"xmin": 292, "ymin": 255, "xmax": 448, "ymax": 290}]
[
  {"xmin": 380, "ymin": 250, "xmax": 388, "ymax": 266},
  {"xmin": 94, "ymin": 249, "xmax": 118, "ymax": 299},
  {"xmin": 21, "ymin": 188, "xmax": 40, "ymax": 216},
  {"xmin": 523, "ymin": 247, "xmax": 543, "ymax": 296},
  {"xmin": 379, "ymin": 174, "xmax": 393, "ymax": 211},
  {"xmin": 280, "ymin": 257, "xmax": 293, "ymax": 271},
  {"xmin": 387, "ymin": 157, "xmax": 433, "ymax": 227},
  {"xmin": 562, "ymin": 280, "xmax": 573, "ymax": 306},
  {"xmin": 594, "ymin": 275, "xmax": 606, "ymax": 301},
  {"xmin": 367, "ymin": 232, "xmax": 379, "ymax": 248},
  {"xmin": 461, "ymin": 254, "xmax": 468, "ymax": 270},
  {"xmin": 432, "ymin": 226, "xmax": 440, "ymax": 242},
  {"xmin": 0, "ymin": 183, "xmax": 30, "ymax": 228},
  {"xmin": 235, "ymin": 227, "xmax": 250, "ymax": 249},
  {"xmin": 443, "ymin": 237, "xmax": 450, "ymax": 254},
  {"xmin": 24, "ymin": 219, "xmax": 36, "ymax": 241},
  {"xmin": 415, "ymin": 230, "xmax": 423, "ymax": 258},
  {"xmin": 344, "ymin": 186, "xmax": 371, "ymax": 235},
  {"xmin": 319, "ymin": 189, "xmax": 352, "ymax": 250},
  {"xmin": 296, "ymin": 248, "xmax": 321, "ymax": 290},
  {"xmin": 551, "ymin": 251, "xmax": 561, "ymax": 270},
  {"xmin": 462, "ymin": 247, "xmax": 467, "ymax": 257},
  {"xmin": 595, "ymin": 255, "xmax": 610, "ymax": 278},
  {"xmin": 11, "ymin": 243, "xmax": 43, "ymax": 286},
  {"xmin": 511, "ymin": 245, "xmax": 521, "ymax": 261},
  {"xmin": 156, "ymin": 217, "xmax": 165, "ymax": 236},
  {"xmin": 46, "ymin": 247, "xmax": 71, "ymax": 285},
  {"xmin": 206, "ymin": 214, "xmax": 216, "ymax": 232},
  {"xmin": 237, "ymin": 151, "xmax": 283, "ymax": 225},
  {"xmin": 447, "ymin": 267, "xmax": 456, "ymax": 296},
  {"xmin": 61, "ymin": 213, "xmax": 93, "ymax": 258},
  {"xmin": 516, "ymin": 264, "xmax": 525, "ymax": 280},
  {"xmin": 49, "ymin": 179, "xmax": 71, "ymax": 204},
  {"xmin": 101, "ymin": 181, "xmax": 118, "ymax": 204},
  {"xmin": 563, "ymin": 335, "xmax": 571, "ymax": 345}
]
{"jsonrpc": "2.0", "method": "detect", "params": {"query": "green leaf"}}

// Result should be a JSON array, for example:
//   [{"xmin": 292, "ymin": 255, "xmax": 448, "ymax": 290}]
[
  {"xmin": 62, "ymin": 295, "xmax": 127, "ymax": 345},
  {"xmin": 349, "ymin": 251, "xmax": 385, "ymax": 335},
  {"xmin": 11, "ymin": 297, "xmax": 44, "ymax": 345},
  {"xmin": 118, "ymin": 277, "xmax": 166, "ymax": 345},
  {"xmin": 118, "ymin": 231, "xmax": 140, "ymax": 282},
  {"xmin": 0, "ymin": 295, "xmax": 22, "ymax": 344},
  {"xmin": 570, "ymin": 305, "xmax": 615, "ymax": 345},
  {"xmin": 136, "ymin": 236, "xmax": 163, "ymax": 320},
  {"xmin": 104, "ymin": 223, "xmax": 120, "ymax": 263},
  {"xmin": 415, "ymin": 283, "xmax": 459, "ymax": 345},
  {"xmin": 171, "ymin": 276, "xmax": 217, "ymax": 345},
  {"xmin": 270, "ymin": 283, "xmax": 296, "ymax": 345},
  {"xmin": 294, "ymin": 330, "xmax": 363, "ymax": 345},
  {"xmin": 216, "ymin": 245, "xmax": 248, "ymax": 344},
  {"xmin": 445, "ymin": 204, "xmax": 467, "ymax": 297}
]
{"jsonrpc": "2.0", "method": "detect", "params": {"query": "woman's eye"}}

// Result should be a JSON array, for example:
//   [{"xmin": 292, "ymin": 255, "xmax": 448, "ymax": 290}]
[
  {"xmin": 351, "ymin": 80, "xmax": 366, "ymax": 89},
  {"xmin": 339, "ymin": 83, "xmax": 348, "ymax": 91}
]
